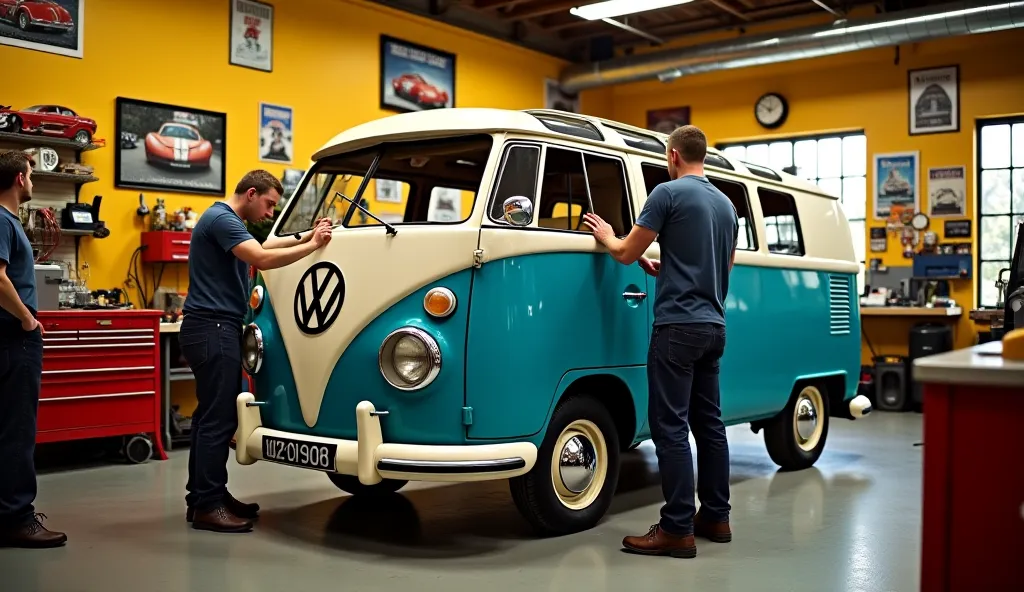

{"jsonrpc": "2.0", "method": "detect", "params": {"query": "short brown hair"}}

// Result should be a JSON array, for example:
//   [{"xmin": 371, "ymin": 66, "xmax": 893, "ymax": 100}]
[
  {"xmin": 0, "ymin": 149, "xmax": 34, "ymax": 192},
  {"xmin": 667, "ymin": 125, "xmax": 707, "ymax": 164},
  {"xmin": 234, "ymin": 169, "xmax": 284, "ymax": 197}
]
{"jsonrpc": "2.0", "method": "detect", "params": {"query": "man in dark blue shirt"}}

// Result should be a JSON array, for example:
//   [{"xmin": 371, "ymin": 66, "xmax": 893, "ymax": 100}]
[
  {"xmin": 583, "ymin": 125, "xmax": 738, "ymax": 559},
  {"xmin": 0, "ymin": 150, "xmax": 67, "ymax": 548},
  {"xmin": 180, "ymin": 169, "xmax": 331, "ymax": 533}
]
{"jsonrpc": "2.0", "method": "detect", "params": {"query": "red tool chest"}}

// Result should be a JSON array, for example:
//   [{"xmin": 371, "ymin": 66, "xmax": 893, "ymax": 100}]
[
  {"xmin": 140, "ymin": 230, "xmax": 192, "ymax": 263},
  {"xmin": 36, "ymin": 309, "xmax": 167, "ymax": 462}
]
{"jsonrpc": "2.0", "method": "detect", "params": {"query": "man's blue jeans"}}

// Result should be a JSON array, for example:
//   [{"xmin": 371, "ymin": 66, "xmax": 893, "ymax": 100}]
[
  {"xmin": 647, "ymin": 322, "xmax": 732, "ymax": 536},
  {"xmin": 0, "ymin": 325, "xmax": 43, "ymax": 529}
]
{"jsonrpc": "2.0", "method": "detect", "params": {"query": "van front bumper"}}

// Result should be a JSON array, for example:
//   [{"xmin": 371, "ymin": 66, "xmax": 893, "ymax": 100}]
[{"xmin": 234, "ymin": 392, "xmax": 538, "ymax": 484}]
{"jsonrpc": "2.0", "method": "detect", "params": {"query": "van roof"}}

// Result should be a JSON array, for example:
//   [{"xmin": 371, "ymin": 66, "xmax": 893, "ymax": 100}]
[{"xmin": 312, "ymin": 107, "xmax": 836, "ymax": 200}]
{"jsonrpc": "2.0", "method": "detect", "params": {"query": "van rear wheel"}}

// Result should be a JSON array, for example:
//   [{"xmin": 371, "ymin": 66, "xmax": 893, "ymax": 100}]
[
  {"xmin": 763, "ymin": 383, "xmax": 830, "ymax": 471},
  {"xmin": 509, "ymin": 395, "xmax": 620, "ymax": 536},
  {"xmin": 327, "ymin": 473, "xmax": 407, "ymax": 496}
]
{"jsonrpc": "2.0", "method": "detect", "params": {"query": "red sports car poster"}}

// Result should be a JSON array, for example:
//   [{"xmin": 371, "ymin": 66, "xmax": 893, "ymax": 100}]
[
  {"xmin": 380, "ymin": 35, "xmax": 455, "ymax": 113},
  {"xmin": 0, "ymin": 0, "xmax": 83, "ymax": 58},
  {"xmin": 115, "ymin": 97, "xmax": 227, "ymax": 196},
  {"xmin": 230, "ymin": 0, "xmax": 272, "ymax": 72}
]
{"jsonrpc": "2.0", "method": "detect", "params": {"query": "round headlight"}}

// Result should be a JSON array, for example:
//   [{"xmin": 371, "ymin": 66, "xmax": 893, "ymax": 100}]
[
  {"xmin": 378, "ymin": 327, "xmax": 441, "ymax": 391},
  {"xmin": 242, "ymin": 323, "xmax": 264, "ymax": 374}
]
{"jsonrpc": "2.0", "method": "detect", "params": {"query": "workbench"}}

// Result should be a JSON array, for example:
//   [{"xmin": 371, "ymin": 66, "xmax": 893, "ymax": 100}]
[
  {"xmin": 914, "ymin": 340, "xmax": 1024, "ymax": 591},
  {"xmin": 159, "ymin": 321, "xmax": 193, "ymax": 451},
  {"xmin": 860, "ymin": 306, "xmax": 962, "ymax": 317}
]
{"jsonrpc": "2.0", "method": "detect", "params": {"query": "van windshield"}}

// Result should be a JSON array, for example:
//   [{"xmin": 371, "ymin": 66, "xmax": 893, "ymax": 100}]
[{"xmin": 275, "ymin": 134, "xmax": 494, "ymax": 236}]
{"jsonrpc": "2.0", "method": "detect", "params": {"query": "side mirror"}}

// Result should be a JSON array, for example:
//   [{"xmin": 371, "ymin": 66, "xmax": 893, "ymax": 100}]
[{"xmin": 502, "ymin": 196, "xmax": 533, "ymax": 227}]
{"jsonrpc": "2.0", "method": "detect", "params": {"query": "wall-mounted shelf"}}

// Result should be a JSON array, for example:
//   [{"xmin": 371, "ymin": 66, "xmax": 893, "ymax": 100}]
[
  {"xmin": 32, "ymin": 170, "xmax": 98, "ymax": 185},
  {"xmin": 0, "ymin": 130, "xmax": 103, "ymax": 152}
]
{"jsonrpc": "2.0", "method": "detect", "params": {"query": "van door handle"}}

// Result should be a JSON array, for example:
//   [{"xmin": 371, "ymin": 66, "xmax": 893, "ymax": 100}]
[{"xmin": 622, "ymin": 291, "xmax": 647, "ymax": 301}]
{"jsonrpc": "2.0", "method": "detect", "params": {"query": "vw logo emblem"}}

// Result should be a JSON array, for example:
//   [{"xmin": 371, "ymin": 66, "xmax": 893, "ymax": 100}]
[{"xmin": 293, "ymin": 261, "xmax": 345, "ymax": 335}]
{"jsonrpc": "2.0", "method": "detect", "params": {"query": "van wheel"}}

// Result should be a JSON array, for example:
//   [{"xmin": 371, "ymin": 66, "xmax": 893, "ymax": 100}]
[
  {"xmin": 763, "ymin": 383, "xmax": 830, "ymax": 471},
  {"xmin": 509, "ymin": 395, "xmax": 620, "ymax": 536},
  {"xmin": 327, "ymin": 473, "xmax": 407, "ymax": 496}
]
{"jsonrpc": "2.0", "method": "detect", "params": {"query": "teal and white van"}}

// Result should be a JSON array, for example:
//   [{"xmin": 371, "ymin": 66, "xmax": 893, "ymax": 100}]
[{"xmin": 234, "ymin": 108, "xmax": 873, "ymax": 535}]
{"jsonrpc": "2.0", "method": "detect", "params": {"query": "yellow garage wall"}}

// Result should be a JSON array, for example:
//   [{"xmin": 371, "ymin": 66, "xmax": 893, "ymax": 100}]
[
  {"xmin": 2, "ymin": 0, "xmax": 611, "ymax": 299},
  {"xmin": 606, "ymin": 23, "xmax": 1024, "ymax": 363}
]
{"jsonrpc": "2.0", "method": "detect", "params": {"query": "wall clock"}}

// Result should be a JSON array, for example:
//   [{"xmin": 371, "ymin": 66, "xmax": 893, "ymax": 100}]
[{"xmin": 755, "ymin": 92, "xmax": 788, "ymax": 129}]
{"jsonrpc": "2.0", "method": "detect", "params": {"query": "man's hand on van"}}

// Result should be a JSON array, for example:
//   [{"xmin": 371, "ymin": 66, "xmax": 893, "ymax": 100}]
[
  {"xmin": 582, "ymin": 213, "xmax": 613, "ymax": 243},
  {"xmin": 312, "ymin": 223, "xmax": 332, "ymax": 248},
  {"xmin": 639, "ymin": 257, "xmax": 660, "ymax": 277}
]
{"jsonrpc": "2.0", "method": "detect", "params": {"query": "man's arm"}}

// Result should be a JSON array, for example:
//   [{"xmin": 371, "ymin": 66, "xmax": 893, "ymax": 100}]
[
  {"xmin": 232, "ymin": 236, "xmax": 326, "ymax": 270},
  {"xmin": 261, "ymin": 218, "xmax": 331, "ymax": 249},
  {"xmin": 0, "ymin": 263, "xmax": 35, "ymax": 327},
  {"xmin": 585, "ymin": 221, "xmax": 658, "ymax": 266}
]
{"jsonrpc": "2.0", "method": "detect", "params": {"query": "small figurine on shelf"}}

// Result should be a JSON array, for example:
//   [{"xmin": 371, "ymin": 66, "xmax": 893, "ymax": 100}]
[
  {"xmin": 169, "ymin": 208, "xmax": 187, "ymax": 231},
  {"xmin": 184, "ymin": 207, "xmax": 197, "ymax": 231},
  {"xmin": 151, "ymin": 198, "xmax": 167, "ymax": 231}
]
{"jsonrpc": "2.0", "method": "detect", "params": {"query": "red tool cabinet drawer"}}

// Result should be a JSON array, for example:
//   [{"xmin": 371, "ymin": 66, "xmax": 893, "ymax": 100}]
[
  {"xmin": 141, "ymin": 230, "xmax": 192, "ymax": 263},
  {"xmin": 35, "ymin": 310, "xmax": 167, "ymax": 461}
]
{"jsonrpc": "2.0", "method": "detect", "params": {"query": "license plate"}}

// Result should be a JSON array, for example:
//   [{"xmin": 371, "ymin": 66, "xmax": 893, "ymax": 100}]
[{"xmin": 262, "ymin": 435, "xmax": 336, "ymax": 470}]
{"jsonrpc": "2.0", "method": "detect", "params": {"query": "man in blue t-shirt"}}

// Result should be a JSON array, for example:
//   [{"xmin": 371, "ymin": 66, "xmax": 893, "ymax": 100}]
[
  {"xmin": 180, "ymin": 169, "xmax": 332, "ymax": 534},
  {"xmin": 583, "ymin": 125, "xmax": 738, "ymax": 558},
  {"xmin": 0, "ymin": 150, "xmax": 67, "ymax": 548}
]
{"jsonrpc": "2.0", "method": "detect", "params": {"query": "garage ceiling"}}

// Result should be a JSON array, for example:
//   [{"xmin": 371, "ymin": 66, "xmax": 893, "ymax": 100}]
[{"xmin": 368, "ymin": 0, "xmax": 942, "ymax": 62}]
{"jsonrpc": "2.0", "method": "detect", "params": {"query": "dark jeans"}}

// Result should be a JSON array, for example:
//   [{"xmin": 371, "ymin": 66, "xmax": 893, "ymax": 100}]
[
  {"xmin": 0, "ymin": 326, "xmax": 43, "ymax": 528},
  {"xmin": 179, "ymin": 315, "xmax": 242, "ymax": 512},
  {"xmin": 647, "ymin": 322, "xmax": 731, "ymax": 536}
]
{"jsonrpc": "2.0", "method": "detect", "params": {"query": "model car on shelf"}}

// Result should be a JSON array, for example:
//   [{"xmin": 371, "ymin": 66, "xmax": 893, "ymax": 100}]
[
  {"xmin": 0, "ymin": 0, "xmax": 74, "ymax": 33},
  {"xmin": 0, "ymin": 104, "xmax": 97, "ymax": 145},
  {"xmin": 391, "ymin": 73, "xmax": 449, "ymax": 109},
  {"xmin": 144, "ymin": 121, "xmax": 213, "ymax": 169}
]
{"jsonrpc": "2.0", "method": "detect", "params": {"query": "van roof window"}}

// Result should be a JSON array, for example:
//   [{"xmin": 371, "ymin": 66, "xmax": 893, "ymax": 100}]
[
  {"xmin": 530, "ymin": 113, "xmax": 605, "ymax": 142},
  {"xmin": 742, "ymin": 161, "xmax": 782, "ymax": 181},
  {"xmin": 704, "ymin": 153, "xmax": 734, "ymax": 171}
]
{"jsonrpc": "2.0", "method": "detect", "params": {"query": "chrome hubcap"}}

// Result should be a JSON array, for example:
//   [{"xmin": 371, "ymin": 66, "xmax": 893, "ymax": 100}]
[
  {"xmin": 795, "ymin": 395, "xmax": 818, "ymax": 444},
  {"xmin": 558, "ymin": 434, "xmax": 597, "ymax": 494}
]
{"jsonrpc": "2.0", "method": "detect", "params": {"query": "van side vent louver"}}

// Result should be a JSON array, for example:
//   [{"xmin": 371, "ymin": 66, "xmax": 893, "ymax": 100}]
[{"xmin": 828, "ymin": 273, "xmax": 852, "ymax": 335}]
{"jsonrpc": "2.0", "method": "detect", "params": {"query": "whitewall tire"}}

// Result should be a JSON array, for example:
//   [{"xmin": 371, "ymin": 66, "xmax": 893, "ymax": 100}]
[{"xmin": 764, "ymin": 384, "xmax": 830, "ymax": 471}]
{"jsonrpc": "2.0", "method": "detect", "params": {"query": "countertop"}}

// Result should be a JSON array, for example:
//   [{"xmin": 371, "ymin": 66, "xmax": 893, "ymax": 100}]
[
  {"xmin": 913, "ymin": 340, "xmax": 1024, "ymax": 387},
  {"xmin": 861, "ymin": 306, "xmax": 963, "ymax": 317}
]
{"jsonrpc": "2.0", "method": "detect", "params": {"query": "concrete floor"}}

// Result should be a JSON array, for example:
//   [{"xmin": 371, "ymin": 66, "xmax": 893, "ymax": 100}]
[{"xmin": 2, "ymin": 412, "xmax": 923, "ymax": 592}]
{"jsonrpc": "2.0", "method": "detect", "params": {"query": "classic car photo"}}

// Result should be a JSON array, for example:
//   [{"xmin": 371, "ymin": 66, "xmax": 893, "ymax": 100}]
[
  {"xmin": 391, "ymin": 73, "xmax": 450, "ymax": 109},
  {"xmin": 0, "ymin": 103, "xmax": 96, "ymax": 145},
  {"xmin": 0, "ymin": 0, "xmax": 81, "ymax": 58},
  {"xmin": 0, "ymin": 0, "xmax": 74, "ymax": 32},
  {"xmin": 144, "ymin": 122, "xmax": 213, "ymax": 170}
]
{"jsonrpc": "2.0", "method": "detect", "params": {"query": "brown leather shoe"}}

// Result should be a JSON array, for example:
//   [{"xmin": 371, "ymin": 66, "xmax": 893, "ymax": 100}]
[
  {"xmin": 0, "ymin": 514, "xmax": 67, "ymax": 548},
  {"xmin": 186, "ymin": 492, "xmax": 260, "ymax": 522},
  {"xmin": 191, "ymin": 505, "xmax": 253, "ymax": 533},
  {"xmin": 622, "ymin": 524, "xmax": 696, "ymax": 558},
  {"xmin": 694, "ymin": 511, "xmax": 732, "ymax": 543}
]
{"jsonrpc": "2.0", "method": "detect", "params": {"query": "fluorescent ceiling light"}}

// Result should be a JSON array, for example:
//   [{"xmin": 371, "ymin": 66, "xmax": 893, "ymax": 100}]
[{"xmin": 570, "ymin": 0, "xmax": 695, "ymax": 21}]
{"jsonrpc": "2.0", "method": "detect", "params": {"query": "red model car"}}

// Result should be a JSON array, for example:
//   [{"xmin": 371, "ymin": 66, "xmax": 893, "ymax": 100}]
[
  {"xmin": 391, "ymin": 73, "xmax": 449, "ymax": 109},
  {"xmin": 0, "ymin": 104, "xmax": 96, "ymax": 145},
  {"xmin": 144, "ymin": 122, "xmax": 213, "ymax": 170},
  {"xmin": 0, "ymin": 0, "xmax": 75, "ymax": 33}
]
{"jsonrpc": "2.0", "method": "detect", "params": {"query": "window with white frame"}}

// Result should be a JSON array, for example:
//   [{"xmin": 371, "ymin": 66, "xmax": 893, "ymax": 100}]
[
  {"xmin": 717, "ymin": 132, "xmax": 867, "ymax": 294},
  {"xmin": 977, "ymin": 117, "xmax": 1024, "ymax": 309}
]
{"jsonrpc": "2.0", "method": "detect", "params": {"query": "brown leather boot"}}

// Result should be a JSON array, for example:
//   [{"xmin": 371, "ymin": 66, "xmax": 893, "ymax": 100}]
[
  {"xmin": 191, "ymin": 505, "xmax": 253, "ymax": 533},
  {"xmin": 622, "ymin": 524, "xmax": 696, "ymax": 558},
  {"xmin": 694, "ymin": 511, "xmax": 732, "ymax": 543},
  {"xmin": 0, "ymin": 514, "xmax": 67, "ymax": 548},
  {"xmin": 186, "ymin": 492, "xmax": 260, "ymax": 522}
]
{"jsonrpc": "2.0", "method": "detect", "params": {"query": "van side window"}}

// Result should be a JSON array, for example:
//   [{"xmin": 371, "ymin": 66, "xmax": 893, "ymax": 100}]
[
  {"xmin": 640, "ymin": 163, "xmax": 670, "ymax": 195},
  {"xmin": 707, "ymin": 176, "xmax": 757, "ymax": 251},
  {"xmin": 758, "ymin": 187, "xmax": 805, "ymax": 256},
  {"xmin": 537, "ymin": 147, "xmax": 632, "ymax": 236},
  {"xmin": 489, "ymin": 144, "xmax": 541, "ymax": 223}
]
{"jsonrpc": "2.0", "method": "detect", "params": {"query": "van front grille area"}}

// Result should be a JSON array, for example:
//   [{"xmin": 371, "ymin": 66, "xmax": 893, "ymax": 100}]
[{"xmin": 828, "ymin": 273, "xmax": 852, "ymax": 335}]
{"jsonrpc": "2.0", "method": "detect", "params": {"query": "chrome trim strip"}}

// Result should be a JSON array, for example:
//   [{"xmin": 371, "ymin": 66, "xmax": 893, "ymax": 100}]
[
  {"xmin": 42, "ymin": 366, "xmax": 155, "ymax": 375},
  {"xmin": 42, "ymin": 390, "xmax": 156, "ymax": 402},
  {"xmin": 376, "ymin": 457, "xmax": 527, "ymax": 474}
]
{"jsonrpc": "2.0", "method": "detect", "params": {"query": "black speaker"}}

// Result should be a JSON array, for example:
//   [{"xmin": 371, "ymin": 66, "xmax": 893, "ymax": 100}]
[
  {"xmin": 908, "ymin": 323, "xmax": 954, "ymax": 411},
  {"xmin": 874, "ymin": 356, "xmax": 909, "ymax": 412}
]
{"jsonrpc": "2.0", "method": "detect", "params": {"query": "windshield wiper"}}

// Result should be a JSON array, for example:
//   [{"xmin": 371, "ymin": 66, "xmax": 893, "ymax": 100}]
[{"xmin": 332, "ymin": 191, "xmax": 397, "ymax": 236}]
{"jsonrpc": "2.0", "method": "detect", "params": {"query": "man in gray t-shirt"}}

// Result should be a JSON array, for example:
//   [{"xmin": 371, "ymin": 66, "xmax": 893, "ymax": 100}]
[{"xmin": 583, "ymin": 125, "xmax": 738, "ymax": 559}]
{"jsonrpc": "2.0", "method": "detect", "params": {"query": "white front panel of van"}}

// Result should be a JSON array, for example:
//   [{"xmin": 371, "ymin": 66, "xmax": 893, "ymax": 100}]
[{"xmin": 261, "ymin": 226, "xmax": 481, "ymax": 427}]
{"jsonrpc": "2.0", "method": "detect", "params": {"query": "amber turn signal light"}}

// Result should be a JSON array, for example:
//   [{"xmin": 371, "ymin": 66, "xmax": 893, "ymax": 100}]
[
  {"xmin": 423, "ymin": 287, "xmax": 456, "ymax": 318},
  {"xmin": 250, "ymin": 285, "xmax": 264, "ymax": 311}
]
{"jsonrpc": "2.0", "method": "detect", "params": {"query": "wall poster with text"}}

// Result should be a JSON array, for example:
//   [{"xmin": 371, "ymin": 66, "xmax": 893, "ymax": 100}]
[
  {"xmin": 259, "ymin": 102, "xmax": 292, "ymax": 164},
  {"xmin": 0, "ymin": 0, "xmax": 83, "ymax": 58},
  {"xmin": 908, "ymin": 65, "xmax": 958, "ymax": 135},
  {"xmin": 873, "ymin": 151, "xmax": 919, "ymax": 219},
  {"xmin": 927, "ymin": 165, "xmax": 966, "ymax": 217},
  {"xmin": 230, "ymin": 0, "xmax": 273, "ymax": 72},
  {"xmin": 380, "ymin": 35, "xmax": 455, "ymax": 113}
]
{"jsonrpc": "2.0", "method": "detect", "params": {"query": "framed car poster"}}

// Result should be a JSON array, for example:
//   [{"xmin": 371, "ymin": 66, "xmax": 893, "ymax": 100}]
[
  {"xmin": 229, "ymin": 0, "xmax": 273, "ymax": 72},
  {"xmin": 873, "ymin": 151, "xmax": 919, "ymax": 219},
  {"xmin": 259, "ymin": 102, "xmax": 292, "ymax": 164},
  {"xmin": 114, "ymin": 97, "xmax": 227, "ymax": 196},
  {"xmin": 927, "ymin": 165, "xmax": 967, "ymax": 217},
  {"xmin": 380, "ymin": 35, "xmax": 455, "ymax": 113},
  {"xmin": 0, "ymin": 0, "xmax": 84, "ymax": 59}
]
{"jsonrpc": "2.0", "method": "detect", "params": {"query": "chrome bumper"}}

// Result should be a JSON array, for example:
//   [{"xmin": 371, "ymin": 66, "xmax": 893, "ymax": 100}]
[{"xmin": 234, "ymin": 393, "xmax": 537, "ymax": 484}]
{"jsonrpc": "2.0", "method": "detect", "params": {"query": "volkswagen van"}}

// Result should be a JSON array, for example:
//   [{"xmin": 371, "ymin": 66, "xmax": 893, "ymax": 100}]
[{"xmin": 234, "ymin": 108, "xmax": 873, "ymax": 535}]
